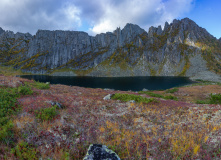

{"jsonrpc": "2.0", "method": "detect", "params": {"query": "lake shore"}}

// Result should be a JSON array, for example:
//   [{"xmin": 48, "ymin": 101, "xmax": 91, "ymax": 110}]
[{"xmin": 189, "ymin": 70, "xmax": 221, "ymax": 83}]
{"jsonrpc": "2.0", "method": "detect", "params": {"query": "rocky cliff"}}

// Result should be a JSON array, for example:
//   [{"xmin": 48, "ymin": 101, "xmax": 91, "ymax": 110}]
[{"xmin": 0, "ymin": 18, "xmax": 221, "ymax": 79}]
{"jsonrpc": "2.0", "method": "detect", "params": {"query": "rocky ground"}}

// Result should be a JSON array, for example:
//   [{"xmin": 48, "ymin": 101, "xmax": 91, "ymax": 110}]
[{"xmin": 1, "ymin": 75, "xmax": 221, "ymax": 159}]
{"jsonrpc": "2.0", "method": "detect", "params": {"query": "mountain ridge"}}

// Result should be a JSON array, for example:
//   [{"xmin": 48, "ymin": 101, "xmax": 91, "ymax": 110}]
[{"xmin": 0, "ymin": 18, "xmax": 221, "ymax": 81}]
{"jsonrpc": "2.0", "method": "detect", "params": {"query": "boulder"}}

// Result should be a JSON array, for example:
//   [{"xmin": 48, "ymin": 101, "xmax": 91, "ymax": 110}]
[
  {"xmin": 103, "ymin": 94, "xmax": 112, "ymax": 100},
  {"xmin": 51, "ymin": 101, "xmax": 64, "ymax": 109},
  {"xmin": 45, "ymin": 101, "xmax": 64, "ymax": 109},
  {"xmin": 83, "ymin": 144, "xmax": 121, "ymax": 160}
]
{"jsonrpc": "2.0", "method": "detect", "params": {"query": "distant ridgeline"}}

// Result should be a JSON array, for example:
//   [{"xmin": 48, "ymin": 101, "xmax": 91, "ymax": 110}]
[{"xmin": 0, "ymin": 18, "xmax": 221, "ymax": 77}]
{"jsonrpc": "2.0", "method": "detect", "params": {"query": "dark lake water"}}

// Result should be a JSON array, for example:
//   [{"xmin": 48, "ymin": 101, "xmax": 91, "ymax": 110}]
[{"xmin": 18, "ymin": 75, "xmax": 195, "ymax": 91}]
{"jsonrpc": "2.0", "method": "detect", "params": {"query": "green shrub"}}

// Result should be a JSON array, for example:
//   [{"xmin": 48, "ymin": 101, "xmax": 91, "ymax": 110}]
[
  {"xmin": 164, "ymin": 95, "xmax": 178, "ymax": 101},
  {"xmin": 165, "ymin": 88, "xmax": 179, "ymax": 93},
  {"xmin": 61, "ymin": 151, "xmax": 70, "ymax": 160},
  {"xmin": 196, "ymin": 94, "xmax": 221, "ymax": 104},
  {"xmin": 31, "ymin": 81, "xmax": 50, "ymax": 89},
  {"xmin": 0, "ymin": 88, "xmax": 19, "ymax": 117},
  {"xmin": 111, "ymin": 93, "xmax": 157, "ymax": 104},
  {"xmin": 196, "ymin": 100, "xmax": 209, "ymax": 104},
  {"xmin": 0, "ymin": 87, "xmax": 22, "ymax": 143},
  {"xmin": 0, "ymin": 118, "xmax": 14, "ymax": 141},
  {"xmin": 209, "ymin": 94, "xmax": 221, "ymax": 104},
  {"xmin": 18, "ymin": 85, "xmax": 33, "ymax": 95},
  {"xmin": 138, "ymin": 91, "xmax": 164, "ymax": 98},
  {"xmin": 35, "ymin": 106, "xmax": 58, "ymax": 121},
  {"xmin": 11, "ymin": 141, "xmax": 38, "ymax": 160}
]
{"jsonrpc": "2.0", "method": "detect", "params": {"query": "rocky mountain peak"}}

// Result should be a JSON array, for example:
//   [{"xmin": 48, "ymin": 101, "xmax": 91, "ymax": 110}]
[
  {"xmin": 0, "ymin": 17, "xmax": 220, "ymax": 78},
  {"xmin": 122, "ymin": 23, "xmax": 146, "ymax": 34},
  {"xmin": 166, "ymin": 17, "xmax": 215, "ymax": 43},
  {"xmin": 121, "ymin": 23, "xmax": 146, "ymax": 39},
  {"xmin": 164, "ymin": 21, "xmax": 170, "ymax": 31},
  {"xmin": 148, "ymin": 25, "xmax": 163, "ymax": 37},
  {"xmin": 219, "ymin": 38, "xmax": 221, "ymax": 42},
  {"xmin": 0, "ymin": 27, "xmax": 5, "ymax": 35},
  {"xmin": 112, "ymin": 23, "xmax": 146, "ymax": 46},
  {"xmin": 181, "ymin": 17, "xmax": 196, "ymax": 24}
]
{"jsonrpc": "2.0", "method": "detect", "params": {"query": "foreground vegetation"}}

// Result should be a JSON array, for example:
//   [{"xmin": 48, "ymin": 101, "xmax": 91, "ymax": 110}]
[{"xmin": 1, "ymin": 74, "xmax": 221, "ymax": 159}]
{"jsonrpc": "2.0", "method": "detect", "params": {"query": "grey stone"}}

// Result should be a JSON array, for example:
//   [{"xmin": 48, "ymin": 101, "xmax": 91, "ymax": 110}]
[
  {"xmin": 83, "ymin": 144, "xmax": 121, "ymax": 160},
  {"xmin": 164, "ymin": 21, "xmax": 170, "ymax": 31},
  {"xmin": 157, "ymin": 25, "xmax": 162, "ymax": 35},
  {"xmin": 103, "ymin": 94, "xmax": 112, "ymax": 100},
  {"xmin": 142, "ymin": 88, "xmax": 149, "ymax": 91},
  {"xmin": 48, "ymin": 101, "xmax": 64, "ymax": 109}
]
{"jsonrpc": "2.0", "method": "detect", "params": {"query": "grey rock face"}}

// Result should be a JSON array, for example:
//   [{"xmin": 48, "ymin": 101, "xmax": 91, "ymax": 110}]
[
  {"xmin": 0, "ymin": 27, "xmax": 4, "ymax": 35},
  {"xmin": 83, "ymin": 144, "xmax": 121, "ymax": 160},
  {"xmin": 219, "ymin": 38, "xmax": 221, "ymax": 42},
  {"xmin": 164, "ymin": 22, "xmax": 170, "ymax": 31},
  {"xmin": 0, "ymin": 18, "xmax": 220, "ymax": 79}
]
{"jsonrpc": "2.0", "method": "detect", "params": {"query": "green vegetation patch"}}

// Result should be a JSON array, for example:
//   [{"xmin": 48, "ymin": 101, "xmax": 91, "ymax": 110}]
[
  {"xmin": 209, "ymin": 94, "xmax": 221, "ymax": 104},
  {"xmin": 196, "ymin": 100, "xmax": 210, "ymax": 104},
  {"xmin": 111, "ymin": 93, "xmax": 157, "ymax": 104},
  {"xmin": 0, "ymin": 65, "xmax": 25, "ymax": 76},
  {"xmin": 11, "ymin": 141, "xmax": 38, "ymax": 160},
  {"xmin": 29, "ymin": 81, "xmax": 50, "ymax": 89},
  {"xmin": 164, "ymin": 95, "xmax": 178, "ymax": 101},
  {"xmin": 0, "ymin": 118, "xmax": 14, "ymax": 141},
  {"xmin": 18, "ymin": 85, "xmax": 33, "ymax": 95},
  {"xmin": 0, "ymin": 88, "xmax": 20, "ymax": 117},
  {"xmin": 138, "ymin": 91, "xmax": 164, "ymax": 98},
  {"xmin": 35, "ymin": 105, "xmax": 58, "ymax": 121},
  {"xmin": 165, "ymin": 88, "xmax": 179, "ymax": 93},
  {"xmin": 196, "ymin": 93, "xmax": 221, "ymax": 104},
  {"xmin": 139, "ymin": 90, "xmax": 178, "ymax": 101},
  {"xmin": 0, "ymin": 85, "xmax": 33, "ymax": 142}
]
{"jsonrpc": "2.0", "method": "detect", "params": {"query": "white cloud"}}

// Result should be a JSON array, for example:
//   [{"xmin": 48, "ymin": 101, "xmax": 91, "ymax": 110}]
[
  {"xmin": 0, "ymin": 0, "xmax": 194, "ymax": 35},
  {"xmin": 87, "ymin": 0, "xmax": 195, "ymax": 34}
]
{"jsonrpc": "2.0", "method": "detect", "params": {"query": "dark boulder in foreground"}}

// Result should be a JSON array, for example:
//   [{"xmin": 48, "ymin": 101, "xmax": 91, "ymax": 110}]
[{"xmin": 83, "ymin": 144, "xmax": 121, "ymax": 160}]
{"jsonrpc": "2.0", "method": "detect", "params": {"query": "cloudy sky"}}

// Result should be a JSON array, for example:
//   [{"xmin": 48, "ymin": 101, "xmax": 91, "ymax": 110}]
[{"xmin": 0, "ymin": 0, "xmax": 220, "ymax": 38}]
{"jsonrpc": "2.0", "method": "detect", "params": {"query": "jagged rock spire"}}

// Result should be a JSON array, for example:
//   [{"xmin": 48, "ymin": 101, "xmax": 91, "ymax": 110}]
[{"xmin": 0, "ymin": 27, "xmax": 4, "ymax": 35}]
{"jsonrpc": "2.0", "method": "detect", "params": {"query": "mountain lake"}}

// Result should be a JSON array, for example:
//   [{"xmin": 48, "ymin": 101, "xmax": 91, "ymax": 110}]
[{"xmin": 18, "ymin": 75, "xmax": 196, "ymax": 91}]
